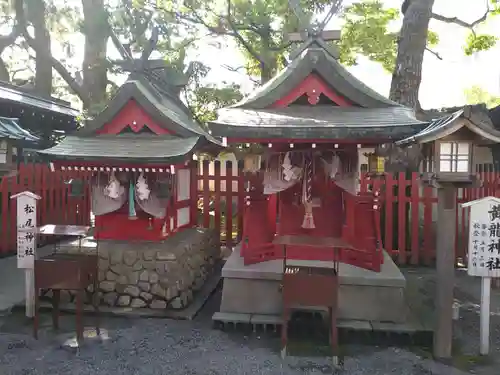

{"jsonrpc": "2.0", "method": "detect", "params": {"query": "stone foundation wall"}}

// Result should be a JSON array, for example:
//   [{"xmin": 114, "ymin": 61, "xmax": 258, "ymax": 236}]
[{"xmin": 41, "ymin": 228, "xmax": 220, "ymax": 310}]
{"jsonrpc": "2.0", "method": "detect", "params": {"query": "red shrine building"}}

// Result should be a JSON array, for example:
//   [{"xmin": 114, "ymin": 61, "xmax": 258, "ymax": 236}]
[
  {"xmin": 209, "ymin": 32, "xmax": 500, "ymax": 332},
  {"xmin": 209, "ymin": 36, "xmax": 427, "ymax": 271},
  {"xmin": 39, "ymin": 67, "xmax": 221, "ymax": 241}
]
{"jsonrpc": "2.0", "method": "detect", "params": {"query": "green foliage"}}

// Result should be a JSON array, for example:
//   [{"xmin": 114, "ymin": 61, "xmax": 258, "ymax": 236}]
[
  {"xmin": 339, "ymin": 0, "xmax": 440, "ymax": 72},
  {"xmin": 464, "ymin": 33, "xmax": 498, "ymax": 56},
  {"xmin": 339, "ymin": 1, "xmax": 399, "ymax": 71},
  {"xmin": 189, "ymin": 84, "xmax": 243, "ymax": 124},
  {"xmin": 464, "ymin": 85, "xmax": 500, "ymax": 108},
  {"xmin": 184, "ymin": 61, "xmax": 243, "ymax": 124}
]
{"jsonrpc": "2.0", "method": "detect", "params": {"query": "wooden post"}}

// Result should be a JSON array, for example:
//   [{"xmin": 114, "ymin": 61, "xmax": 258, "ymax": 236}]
[
  {"xmin": 480, "ymin": 276, "xmax": 491, "ymax": 355},
  {"xmin": 434, "ymin": 184, "xmax": 455, "ymax": 359}
]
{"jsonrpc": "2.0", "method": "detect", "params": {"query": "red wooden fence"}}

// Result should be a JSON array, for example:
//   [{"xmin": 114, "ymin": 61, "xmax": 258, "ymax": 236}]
[
  {"xmin": 0, "ymin": 162, "xmax": 92, "ymax": 255},
  {"xmin": 2, "ymin": 160, "xmax": 500, "ymax": 266},
  {"xmin": 359, "ymin": 171, "xmax": 500, "ymax": 266}
]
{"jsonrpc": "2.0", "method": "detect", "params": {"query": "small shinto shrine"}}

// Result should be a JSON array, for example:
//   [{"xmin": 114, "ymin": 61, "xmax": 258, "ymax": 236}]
[
  {"xmin": 210, "ymin": 30, "xmax": 428, "ymax": 329},
  {"xmin": 206, "ymin": 23, "xmax": 500, "ymax": 353},
  {"xmin": 37, "ymin": 64, "xmax": 222, "ymax": 311}
]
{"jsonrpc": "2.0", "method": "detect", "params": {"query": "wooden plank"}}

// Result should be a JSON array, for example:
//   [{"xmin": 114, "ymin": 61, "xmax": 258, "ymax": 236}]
[
  {"xmin": 202, "ymin": 160, "xmax": 210, "ymax": 228},
  {"xmin": 237, "ymin": 160, "xmax": 245, "ymax": 243},
  {"xmin": 410, "ymin": 173, "xmax": 420, "ymax": 265},
  {"xmin": 384, "ymin": 173, "xmax": 394, "ymax": 256},
  {"xmin": 225, "ymin": 160, "xmax": 233, "ymax": 248},
  {"xmin": 214, "ymin": 161, "xmax": 222, "ymax": 242},
  {"xmin": 0, "ymin": 176, "xmax": 9, "ymax": 254},
  {"xmin": 190, "ymin": 161, "xmax": 198, "ymax": 227},
  {"xmin": 397, "ymin": 172, "xmax": 407, "ymax": 265},
  {"xmin": 422, "ymin": 185, "xmax": 434, "ymax": 265},
  {"xmin": 9, "ymin": 167, "xmax": 20, "ymax": 252}
]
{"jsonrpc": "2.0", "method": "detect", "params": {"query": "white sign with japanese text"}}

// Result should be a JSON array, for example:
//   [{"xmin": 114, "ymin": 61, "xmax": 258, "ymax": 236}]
[
  {"xmin": 461, "ymin": 196, "xmax": 500, "ymax": 355},
  {"xmin": 464, "ymin": 197, "xmax": 500, "ymax": 278},
  {"xmin": 11, "ymin": 192, "xmax": 40, "ymax": 269}
]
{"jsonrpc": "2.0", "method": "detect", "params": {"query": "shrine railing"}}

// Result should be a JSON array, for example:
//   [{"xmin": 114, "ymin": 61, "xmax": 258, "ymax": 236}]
[
  {"xmin": 0, "ymin": 161, "xmax": 92, "ymax": 255},
  {"xmin": 339, "ymin": 185, "xmax": 383, "ymax": 272},
  {"xmin": 3, "ymin": 159, "xmax": 500, "ymax": 268}
]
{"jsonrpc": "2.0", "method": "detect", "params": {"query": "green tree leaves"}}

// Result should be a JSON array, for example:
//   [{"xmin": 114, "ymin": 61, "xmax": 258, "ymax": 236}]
[{"xmin": 464, "ymin": 85, "xmax": 500, "ymax": 108}]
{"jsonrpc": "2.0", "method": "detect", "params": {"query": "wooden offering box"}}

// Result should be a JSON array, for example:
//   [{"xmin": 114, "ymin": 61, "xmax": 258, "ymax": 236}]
[
  {"xmin": 34, "ymin": 225, "xmax": 99, "ymax": 343},
  {"xmin": 275, "ymin": 234, "xmax": 341, "ymax": 362}
]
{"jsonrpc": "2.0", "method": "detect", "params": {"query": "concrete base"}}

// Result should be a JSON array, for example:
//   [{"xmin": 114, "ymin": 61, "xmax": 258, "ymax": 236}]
[{"xmin": 219, "ymin": 249, "xmax": 407, "ymax": 323}]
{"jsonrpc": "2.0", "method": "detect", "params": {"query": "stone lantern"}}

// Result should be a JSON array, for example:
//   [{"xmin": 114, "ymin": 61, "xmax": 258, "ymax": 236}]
[
  {"xmin": 433, "ymin": 140, "xmax": 475, "ymax": 184},
  {"xmin": 395, "ymin": 104, "xmax": 500, "ymax": 360}
]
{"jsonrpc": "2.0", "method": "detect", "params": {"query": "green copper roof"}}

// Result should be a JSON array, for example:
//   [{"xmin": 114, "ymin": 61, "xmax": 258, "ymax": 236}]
[
  {"xmin": 0, "ymin": 81, "xmax": 78, "ymax": 118},
  {"xmin": 230, "ymin": 47, "xmax": 398, "ymax": 110},
  {"xmin": 0, "ymin": 116, "xmax": 40, "ymax": 143},
  {"xmin": 397, "ymin": 105, "xmax": 500, "ymax": 146},
  {"xmin": 78, "ymin": 76, "xmax": 219, "ymax": 145},
  {"xmin": 37, "ymin": 134, "xmax": 201, "ymax": 163},
  {"xmin": 210, "ymin": 106, "xmax": 426, "ymax": 140}
]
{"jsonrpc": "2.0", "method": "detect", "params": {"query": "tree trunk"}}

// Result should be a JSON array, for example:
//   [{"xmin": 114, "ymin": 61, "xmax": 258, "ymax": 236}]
[
  {"xmin": 260, "ymin": 61, "xmax": 275, "ymax": 85},
  {"xmin": 26, "ymin": 0, "xmax": 52, "ymax": 98},
  {"xmin": 81, "ymin": 0, "xmax": 109, "ymax": 113},
  {"xmin": 389, "ymin": 0, "xmax": 435, "ymax": 108},
  {"xmin": 0, "ymin": 59, "xmax": 10, "ymax": 82}
]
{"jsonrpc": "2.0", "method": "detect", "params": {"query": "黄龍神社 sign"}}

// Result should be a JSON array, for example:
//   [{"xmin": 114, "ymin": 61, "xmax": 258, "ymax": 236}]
[{"xmin": 463, "ymin": 197, "xmax": 500, "ymax": 277}]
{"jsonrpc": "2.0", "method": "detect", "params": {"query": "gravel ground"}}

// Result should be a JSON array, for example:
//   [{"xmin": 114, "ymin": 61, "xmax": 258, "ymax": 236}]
[
  {"xmin": 0, "ymin": 268, "xmax": 496, "ymax": 375},
  {"xmin": 0, "ymin": 317, "xmax": 468, "ymax": 375}
]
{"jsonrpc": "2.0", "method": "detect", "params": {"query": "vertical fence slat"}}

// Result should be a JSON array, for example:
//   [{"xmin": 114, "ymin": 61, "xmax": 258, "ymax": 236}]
[
  {"xmin": 202, "ymin": 160, "xmax": 210, "ymax": 228},
  {"xmin": 214, "ymin": 161, "xmax": 221, "ymax": 243},
  {"xmin": 225, "ymin": 161, "xmax": 234, "ymax": 248},
  {"xmin": 397, "ymin": 172, "xmax": 407, "ymax": 264},
  {"xmin": 410, "ymin": 172, "xmax": 420, "ymax": 265},
  {"xmin": 0, "ymin": 176, "xmax": 8, "ymax": 254},
  {"xmin": 384, "ymin": 173, "xmax": 394, "ymax": 255},
  {"xmin": 9, "ymin": 167, "xmax": 21, "ymax": 252},
  {"xmin": 237, "ymin": 160, "xmax": 245, "ymax": 243}
]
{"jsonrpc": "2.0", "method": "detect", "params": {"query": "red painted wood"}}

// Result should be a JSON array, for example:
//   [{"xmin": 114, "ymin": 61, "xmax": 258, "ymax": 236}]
[
  {"xmin": 214, "ymin": 161, "xmax": 221, "ymax": 243},
  {"xmin": 95, "ymin": 99, "xmax": 172, "ymax": 135},
  {"xmin": 384, "ymin": 174, "xmax": 394, "ymax": 256},
  {"xmin": 190, "ymin": 161, "xmax": 198, "ymax": 227},
  {"xmin": 9, "ymin": 166, "xmax": 20, "ymax": 251},
  {"xmin": 237, "ymin": 160, "xmax": 245, "ymax": 243},
  {"xmin": 272, "ymin": 73, "xmax": 352, "ymax": 108},
  {"xmin": 225, "ymin": 161, "xmax": 234, "ymax": 248},
  {"xmin": 202, "ymin": 160, "xmax": 210, "ymax": 229},
  {"xmin": 410, "ymin": 173, "xmax": 420, "ymax": 265},
  {"xmin": 0, "ymin": 176, "xmax": 9, "ymax": 253},
  {"xmin": 397, "ymin": 173, "xmax": 407, "ymax": 264},
  {"xmin": 95, "ymin": 211, "xmax": 167, "ymax": 241}
]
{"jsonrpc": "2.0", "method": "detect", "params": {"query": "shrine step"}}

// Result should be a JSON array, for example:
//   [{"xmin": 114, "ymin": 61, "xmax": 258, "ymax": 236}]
[{"xmin": 212, "ymin": 312, "xmax": 431, "ymax": 336}]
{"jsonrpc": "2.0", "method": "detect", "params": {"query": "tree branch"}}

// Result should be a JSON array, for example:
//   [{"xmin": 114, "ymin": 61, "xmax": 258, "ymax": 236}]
[
  {"xmin": 108, "ymin": 23, "xmax": 132, "ymax": 61},
  {"xmin": 431, "ymin": 0, "xmax": 491, "ymax": 31},
  {"xmin": 425, "ymin": 47, "xmax": 442, "ymax": 60},
  {"xmin": 0, "ymin": 23, "xmax": 21, "ymax": 51},
  {"xmin": 224, "ymin": 0, "xmax": 265, "ymax": 66},
  {"xmin": 14, "ymin": 0, "xmax": 89, "ymax": 102}
]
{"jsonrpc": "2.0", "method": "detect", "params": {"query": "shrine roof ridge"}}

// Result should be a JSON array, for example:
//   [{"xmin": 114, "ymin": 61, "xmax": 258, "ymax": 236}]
[
  {"xmin": 396, "ymin": 105, "xmax": 500, "ymax": 146},
  {"xmin": 77, "ymin": 76, "xmax": 220, "ymax": 145},
  {"xmin": 230, "ymin": 47, "xmax": 400, "ymax": 110}
]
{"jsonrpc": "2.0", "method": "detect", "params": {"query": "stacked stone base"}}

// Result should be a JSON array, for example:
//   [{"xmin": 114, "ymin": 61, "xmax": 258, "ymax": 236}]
[{"xmin": 40, "ymin": 228, "xmax": 220, "ymax": 310}]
